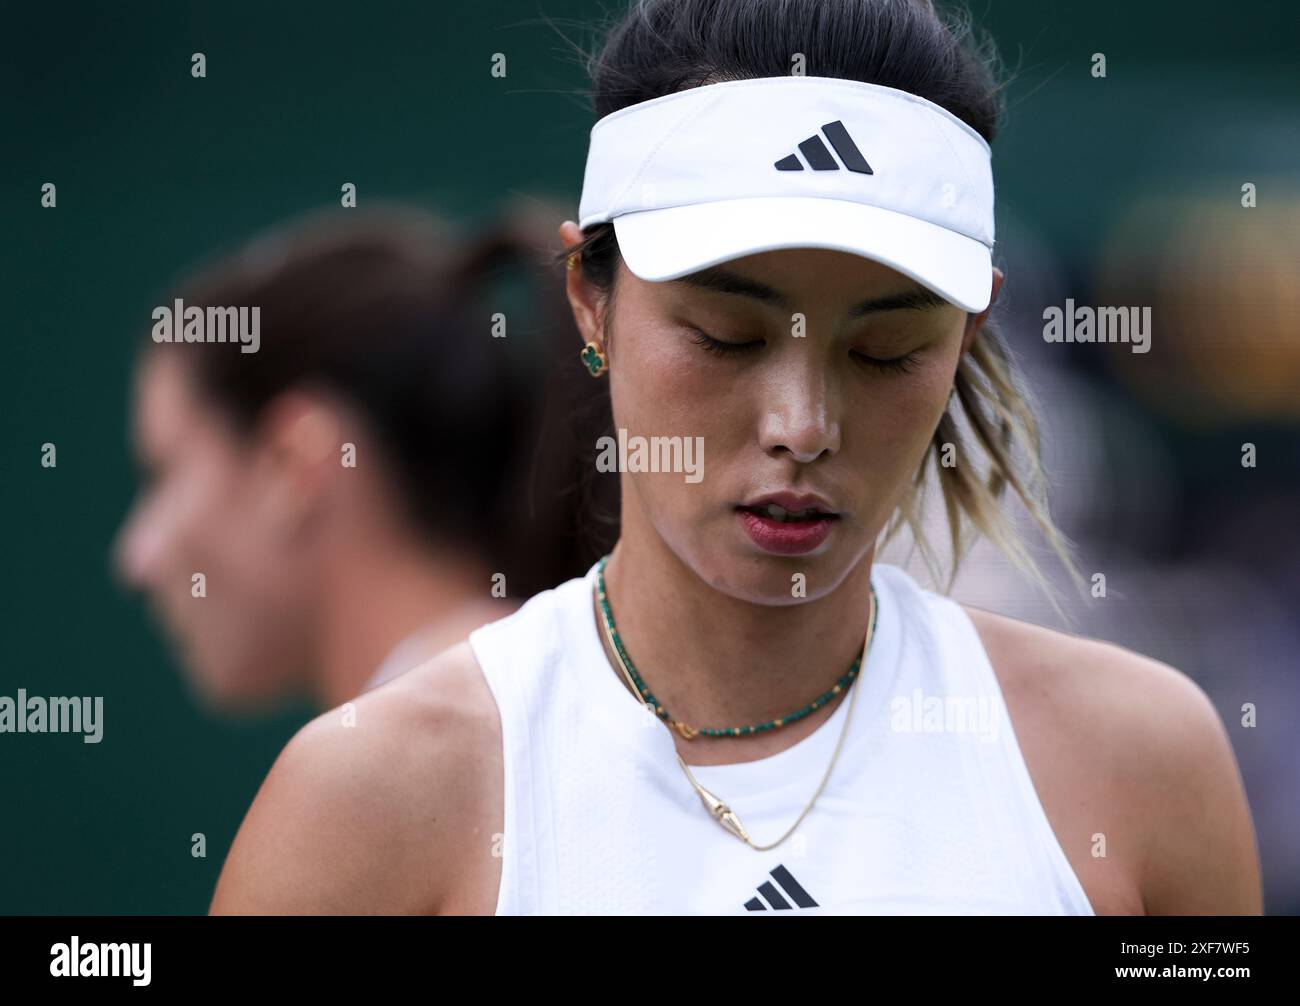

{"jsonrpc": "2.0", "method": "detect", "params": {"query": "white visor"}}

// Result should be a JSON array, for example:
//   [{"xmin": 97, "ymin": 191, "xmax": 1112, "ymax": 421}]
[{"xmin": 577, "ymin": 76, "xmax": 995, "ymax": 313}]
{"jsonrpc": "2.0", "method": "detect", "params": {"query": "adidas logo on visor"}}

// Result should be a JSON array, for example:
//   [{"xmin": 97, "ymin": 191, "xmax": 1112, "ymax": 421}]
[{"xmin": 774, "ymin": 119, "xmax": 873, "ymax": 174}]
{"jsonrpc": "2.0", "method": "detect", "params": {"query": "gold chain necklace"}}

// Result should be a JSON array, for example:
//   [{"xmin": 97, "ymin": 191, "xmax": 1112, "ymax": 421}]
[{"xmin": 592, "ymin": 573, "xmax": 879, "ymax": 851}]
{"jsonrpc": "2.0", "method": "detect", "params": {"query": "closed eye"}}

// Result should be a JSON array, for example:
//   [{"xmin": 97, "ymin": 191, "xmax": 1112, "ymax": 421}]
[
  {"xmin": 686, "ymin": 328, "xmax": 763, "ymax": 356},
  {"xmin": 851, "ymin": 350, "xmax": 922, "ymax": 375},
  {"xmin": 688, "ymin": 326, "xmax": 922, "ymax": 375}
]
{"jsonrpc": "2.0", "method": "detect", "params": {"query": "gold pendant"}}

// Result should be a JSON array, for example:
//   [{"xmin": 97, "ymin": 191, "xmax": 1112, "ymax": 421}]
[
  {"xmin": 694, "ymin": 783, "xmax": 751, "ymax": 844},
  {"xmin": 673, "ymin": 720, "xmax": 699, "ymax": 740}
]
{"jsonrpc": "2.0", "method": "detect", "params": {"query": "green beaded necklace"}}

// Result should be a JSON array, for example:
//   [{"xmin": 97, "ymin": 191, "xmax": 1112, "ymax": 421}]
[{"xmin": 594, "ymin": 554, "xmax": 877, "ymax": 741}]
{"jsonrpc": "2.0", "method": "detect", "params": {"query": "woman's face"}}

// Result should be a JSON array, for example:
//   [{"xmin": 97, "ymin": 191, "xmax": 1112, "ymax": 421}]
[
  {"xmin": 112, "ymin": 350, "xmax": 314, "ymax": 711},
  {"xmin": 580, "ymin": 244, "xmax": 1000, "ymax": 602}
]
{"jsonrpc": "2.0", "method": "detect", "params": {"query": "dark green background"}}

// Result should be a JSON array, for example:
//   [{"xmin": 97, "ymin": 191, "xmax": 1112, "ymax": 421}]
[{"xmin": 2, "ymin": 2, "xmax": 1297, "ymax": 913}]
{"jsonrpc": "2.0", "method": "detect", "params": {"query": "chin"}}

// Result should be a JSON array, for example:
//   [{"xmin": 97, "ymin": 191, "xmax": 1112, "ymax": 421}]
[
  {"xmin": 684, "ymin": 542, "xmax": 813, "ymax": 605},
  {"xmin": 733, "ymin": 543, "xmax": 865, "ymax": 602},
  {"xmin": 184, "ymin": 654, "xmax": 290, "ymax": 716}
]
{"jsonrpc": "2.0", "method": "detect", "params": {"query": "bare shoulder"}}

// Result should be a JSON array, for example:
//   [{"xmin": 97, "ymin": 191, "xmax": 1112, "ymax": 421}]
[
  {"xmin": 209, "ymin": 639, "xmax": 501, "ymax": 915},
  {"xmin": 961, "ymin": 604, "xmax": 1262, "ymax": 915}
]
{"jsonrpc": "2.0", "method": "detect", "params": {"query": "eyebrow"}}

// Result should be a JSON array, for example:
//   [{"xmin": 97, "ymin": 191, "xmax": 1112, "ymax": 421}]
[{"xmin": 671, "ymin": 265, "xmax": 952, "ymax": 316}]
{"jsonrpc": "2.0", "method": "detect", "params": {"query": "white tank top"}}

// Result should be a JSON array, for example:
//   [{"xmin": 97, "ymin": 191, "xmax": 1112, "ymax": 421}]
[{"xmin": 468, "ymin": 559, "xmax": 1095, "ymax": 915}]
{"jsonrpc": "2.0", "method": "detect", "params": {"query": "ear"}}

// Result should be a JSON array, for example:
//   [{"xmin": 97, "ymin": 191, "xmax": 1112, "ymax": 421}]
[
  {"xmin": 559, "ymin": 220, "xmax": 606, "ymax": 349},
  {"xmin": 960, "ymin": 266, "xmax": 1004, "ymax": 356},
  {"xmin": 252, "ymin": 390, "xmax": 348, "ymax": 534}
]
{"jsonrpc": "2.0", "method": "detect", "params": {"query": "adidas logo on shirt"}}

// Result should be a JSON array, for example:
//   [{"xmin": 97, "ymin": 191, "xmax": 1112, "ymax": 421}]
[
  {"xmin": 774, "ymin": 119, "xmax": 874, "ymax": 174},
  {"xmin": 743, "ymin": 865, "xmax": 819, "ymax": 911}
]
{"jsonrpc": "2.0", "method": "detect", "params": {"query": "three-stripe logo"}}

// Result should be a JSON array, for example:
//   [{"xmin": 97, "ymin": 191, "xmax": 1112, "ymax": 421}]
[
  {"xmin": 743, "ymin": 864, "xmax": 820, "ymax": 911},
  {"xmin": 774, "ymin": 119, "xmax": 874, "ymax": 174}
]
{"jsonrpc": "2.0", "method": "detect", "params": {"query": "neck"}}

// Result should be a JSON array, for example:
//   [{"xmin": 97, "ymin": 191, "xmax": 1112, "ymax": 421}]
[
  {"xmin": 310, "ymin": 541, "xmax": 512, "ymax": 710},
  {"xmin": 599, "ymin": 512, "xmax": 877, "ymax": 764}
]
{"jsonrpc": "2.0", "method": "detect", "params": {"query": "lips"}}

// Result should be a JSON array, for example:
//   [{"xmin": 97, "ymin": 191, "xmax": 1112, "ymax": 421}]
[
  {"xmin": 736, "ymin": 490, "xmax": 839, "ymax": 521},
  {"xmin": 735, "ymin": 491, "xmax": 840, "ymax": 555},
  {"xmin": 743, "ymin": 501, "xmax": 829, "ymax": 522}
]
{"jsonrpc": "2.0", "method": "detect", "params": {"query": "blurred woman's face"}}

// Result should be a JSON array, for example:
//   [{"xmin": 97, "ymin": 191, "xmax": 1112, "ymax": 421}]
[
  {"xmin": 113, "ymin": 350, "xmax": 312, "ymax": 710},
  {"xmin": 600, "ymin": 246, "xmax": 998, "ymax": 602}
]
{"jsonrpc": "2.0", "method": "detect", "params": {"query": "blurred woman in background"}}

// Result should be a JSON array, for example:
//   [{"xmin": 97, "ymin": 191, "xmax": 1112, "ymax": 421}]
[{"xmin": 113, "ymin": 202, "xmax": 594, "ymax": 712}]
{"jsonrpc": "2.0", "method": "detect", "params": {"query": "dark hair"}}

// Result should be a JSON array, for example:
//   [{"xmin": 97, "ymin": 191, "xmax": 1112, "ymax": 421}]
[
  {"xmin": 143, "ymin": 201, "xmax": 594, "ymax": 598},
  {"xmin": 553, "ymin": 0, "xmax": 1087, "ymax": 612}
]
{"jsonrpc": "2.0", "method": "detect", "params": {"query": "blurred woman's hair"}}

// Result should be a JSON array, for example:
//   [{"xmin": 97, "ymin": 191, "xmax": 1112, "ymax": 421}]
[
  {"xmin": 142, "ymin": 200, "xmax": 601, "ymax": 598},
  {"xmin": 554, "ymin": 0, "xmax": 1086, "ymax": 613}
]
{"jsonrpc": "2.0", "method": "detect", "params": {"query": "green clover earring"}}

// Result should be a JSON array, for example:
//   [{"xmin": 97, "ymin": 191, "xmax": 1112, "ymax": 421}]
[{"xmin": 580, "ymin": 341, "xmax": 608, "ymax": 378}]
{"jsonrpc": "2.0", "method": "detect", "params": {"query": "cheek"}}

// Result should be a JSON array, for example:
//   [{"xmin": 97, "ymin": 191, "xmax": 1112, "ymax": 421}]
[
  {"xmin": 849, "ymin": 356, "xmax": 958, "ymax": 514},
  {"xmin": 171, "ymin": 451, "xmax": 300, "ymax": 666},
  {"xmin": 607, "ymin": 329, "xmax": 725, "ymax": 527},
  {"xmin": 885, "ymin": 362, "xmax": 955, "ymax": 441},
  {"xmin": 609, "ymin": 325, "xmax": 715, "ymax": 433},
  {"xmin": 156, "ymin": 448, "xmax": 259, "ymax": 576},
  {"xmin": 610, "ymin": 327, "xmax": 749, "ymax": 498}
]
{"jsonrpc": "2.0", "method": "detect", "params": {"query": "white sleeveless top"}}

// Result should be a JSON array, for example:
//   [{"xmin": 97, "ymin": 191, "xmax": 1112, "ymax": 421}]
[{"xmin": 468, "ymin": 559, "xmax": 1094, "ymax": 915}]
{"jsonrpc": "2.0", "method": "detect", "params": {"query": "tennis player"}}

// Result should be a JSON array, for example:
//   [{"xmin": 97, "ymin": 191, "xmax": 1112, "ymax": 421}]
[{"xmin": 210, "ymin": 0, "xmax": 1261, "ymax": 914}]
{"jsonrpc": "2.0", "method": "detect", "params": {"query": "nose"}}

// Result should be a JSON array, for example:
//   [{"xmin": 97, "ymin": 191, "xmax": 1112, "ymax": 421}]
[
  {"xmin": 756, "ymin": 351, "xmax": 841, "ymax": 463},
  {"xmin": 112, "ymin": 502, "xmax": 156, "ymax": 590}
]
